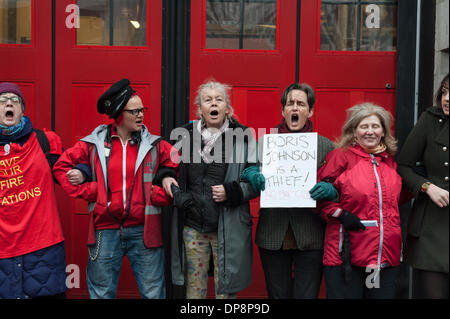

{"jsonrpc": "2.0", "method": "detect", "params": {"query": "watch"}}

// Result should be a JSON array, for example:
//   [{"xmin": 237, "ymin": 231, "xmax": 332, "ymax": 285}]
[{"xmin": 421, "ymin": 182, "xmax": 431, "ymax": 192}]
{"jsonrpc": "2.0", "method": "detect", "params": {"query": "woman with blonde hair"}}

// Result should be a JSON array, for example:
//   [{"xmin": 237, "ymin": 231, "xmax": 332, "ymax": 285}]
[
  {"xmin": 313, "ymin": 102, "xmax": 410, "ymax": 298},
  {"xmin": 335, "ymin": 102, "xmax": 397, "ymax": 154}
]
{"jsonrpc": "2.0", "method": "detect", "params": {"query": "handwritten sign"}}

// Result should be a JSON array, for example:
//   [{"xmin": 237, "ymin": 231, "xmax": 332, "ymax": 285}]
[{"xmin": 260, "ymin": 133, "xmax": 317, "ymax": 208}]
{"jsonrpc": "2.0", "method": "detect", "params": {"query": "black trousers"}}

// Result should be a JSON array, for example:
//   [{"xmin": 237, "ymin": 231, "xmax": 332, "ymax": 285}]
[
  {"xmin": 324, "ymin": 265, "xmax": 399, "ymax": 299},
  {"xmin": 258, "ymin": 247, "xmax": 323, "ymax": 299}
]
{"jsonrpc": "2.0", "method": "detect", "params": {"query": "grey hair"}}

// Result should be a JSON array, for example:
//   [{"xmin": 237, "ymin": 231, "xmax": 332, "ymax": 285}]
[
  {"xmin": 336, "ymin": 102, "xmax": 397, "ymax": 155},
  {"xmin": 194, "ymin": 80, "xmax": 234, "ymax": 119}
]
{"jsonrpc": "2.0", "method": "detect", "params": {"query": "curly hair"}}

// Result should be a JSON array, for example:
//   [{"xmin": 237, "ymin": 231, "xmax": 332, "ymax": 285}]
[
  {"xmin": 336, "ymin": 102, "xmax": 398, "ymax": 156},
  {"xmin": 194, "ymin": 80, "xmax": 234, "ymax": 120}
]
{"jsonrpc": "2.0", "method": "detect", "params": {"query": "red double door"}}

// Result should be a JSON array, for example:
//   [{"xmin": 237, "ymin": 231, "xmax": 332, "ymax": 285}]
[
  {"xmin": 0, "ymin": 0, "xmax": 396, "ymax": 298},
  {"xmin": 190, "ymin": 0, "xmax": 396, "ymax": 299}
]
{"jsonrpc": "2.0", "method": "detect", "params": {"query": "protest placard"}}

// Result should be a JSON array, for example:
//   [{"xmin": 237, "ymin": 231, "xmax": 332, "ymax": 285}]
[{"xmin": 260, "ymin": 133, "xmax": 317, "ymax": 208}]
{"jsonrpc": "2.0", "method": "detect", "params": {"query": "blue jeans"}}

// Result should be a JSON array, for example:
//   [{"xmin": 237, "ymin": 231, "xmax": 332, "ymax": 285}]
[{"xmin": 86, "ymin": 226, "xmax": 165, "ymax": 299}]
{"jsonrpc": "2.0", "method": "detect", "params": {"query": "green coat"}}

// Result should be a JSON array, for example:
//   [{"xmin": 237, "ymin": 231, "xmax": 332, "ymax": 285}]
[{"xmin": 397, "ymin": 106, "xmax": 449, "ymax": 273}]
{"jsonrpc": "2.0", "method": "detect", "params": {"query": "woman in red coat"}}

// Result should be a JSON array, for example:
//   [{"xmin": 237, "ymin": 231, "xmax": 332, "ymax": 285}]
[{"xmin": 316, "ymin": 102, "xmax": 408, "ymax": 299}]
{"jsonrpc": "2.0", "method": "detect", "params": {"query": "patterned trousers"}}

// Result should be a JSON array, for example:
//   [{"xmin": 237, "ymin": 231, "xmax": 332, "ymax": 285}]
[{"xmin": 183, "ymin": 226, "xmax": 237, "ymax": 299}]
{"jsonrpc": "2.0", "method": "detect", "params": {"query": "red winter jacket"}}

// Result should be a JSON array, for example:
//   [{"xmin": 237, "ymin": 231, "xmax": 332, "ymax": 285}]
[
  {"xmin": 317, "ymin": 145, "xmax": 408, "ymax": 269},
  {"xmin": 53, "ymin": 125, "xmax": 178, "ymax": 248}
]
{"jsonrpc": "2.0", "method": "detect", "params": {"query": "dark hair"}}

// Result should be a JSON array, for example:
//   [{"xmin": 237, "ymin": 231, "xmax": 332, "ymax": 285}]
[
  {"xmin": 435, "ymin": 73, "xmax": 449, "ymax": 107},
  {"xmin": 281, "ymin": 83, "xmax": 316, "ymax": 111}
]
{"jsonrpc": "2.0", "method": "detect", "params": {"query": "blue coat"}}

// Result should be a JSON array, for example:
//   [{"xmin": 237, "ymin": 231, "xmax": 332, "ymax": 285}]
[{"xmin": 0, "ymin": 242, "xmax": 67, "ymax": 298}]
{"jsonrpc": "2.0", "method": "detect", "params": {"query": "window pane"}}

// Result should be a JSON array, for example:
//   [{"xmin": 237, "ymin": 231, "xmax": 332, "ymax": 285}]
[
  {"xmin": 359, "ymin": 4, "xmax": 397, "ymax": 51},
  {"xmin": 320, "ymin": 4, "xmax": 358, "ymax": 51},
  {"xmin": 76, "ymin": 0, "xmax": 147, "ymax": 47},
  {"xmin": 0, "ymin": 0, "xmax": 32, "ymax": 45},
  {"xmin": 205, "ymin": 0, "xmax": 277, "ymax": 50},
  {"xmin": 320, "ymin": 1, "xmax": 397, "ymax": 51}
]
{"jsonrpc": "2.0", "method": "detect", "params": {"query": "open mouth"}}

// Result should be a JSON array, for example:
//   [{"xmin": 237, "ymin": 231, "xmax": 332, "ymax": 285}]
[
  {"xmin": 5, "ymin": 110, "xmax": 14, "ymax": 119},
  {"xmin": 210, "ymin": 110, "xmax": 219, "ymax": 116},
  {"xmin": 291, "ymin": 114, "xmax": 299, "ymax": 123}
]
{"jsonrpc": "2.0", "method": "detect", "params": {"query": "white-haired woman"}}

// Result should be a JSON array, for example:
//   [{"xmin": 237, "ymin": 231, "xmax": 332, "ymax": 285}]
[
  {"xmin": 314, "ymin": 103, "xmax": 410, "ymax": 298},
  {"xmin": 166, "ymin": 80, "xmax": 259, "ymax": 298}
]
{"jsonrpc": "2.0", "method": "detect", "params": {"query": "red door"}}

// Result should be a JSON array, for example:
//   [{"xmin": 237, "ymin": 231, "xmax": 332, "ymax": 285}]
[
  {"xmin": 300, "ymin": 0, "xmax": 398, "ymax": 141},
  {"xmin": 54, "ymin": 0, "xmax": 162, "ymax": 298},
  {"xmin": 2, "ymin": 0, "xmax": 398, "ymax": 299},
  {"xmin": 0, "ymin": 0, "xmax": 52, "ymax": 129},
  {"xmin": 189, "ymin": 0, "xmax": 298, "ymax": 298},
  {"xmin": 190, "ymin": 0, "xmax": 398, "ymax": 298}
]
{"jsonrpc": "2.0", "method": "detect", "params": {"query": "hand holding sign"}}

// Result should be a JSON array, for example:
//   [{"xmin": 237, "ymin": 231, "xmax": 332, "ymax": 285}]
[
  {"xmin": 260, "ymin": 133, "xmax": 317, "ymax": 208},
  {"xmin": 241, "ymin": 166, "xmax": 266, "ymax": 192}
]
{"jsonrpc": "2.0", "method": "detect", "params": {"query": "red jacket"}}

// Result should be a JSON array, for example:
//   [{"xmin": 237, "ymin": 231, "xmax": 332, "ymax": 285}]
[
  {"xmin": 317, "ymin": 145, "xmax": 405, "ymax": 269},
  {"xmin": 53, "ymin": 125, "xmax": 178, "ymax": 248}
]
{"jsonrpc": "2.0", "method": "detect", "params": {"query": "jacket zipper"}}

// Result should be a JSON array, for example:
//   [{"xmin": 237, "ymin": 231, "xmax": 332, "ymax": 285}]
[
  {"xmin": 121, "ymin": 139, "xmax": 128, "ymax": 209},
  {"xmin": 370, "ymin": 154, "xmax": 383, "ymax": 279}
]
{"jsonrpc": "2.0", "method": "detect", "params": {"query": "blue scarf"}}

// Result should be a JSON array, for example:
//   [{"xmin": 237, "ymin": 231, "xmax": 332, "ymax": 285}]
[{"xmin": 0, "ymin": 116, "xmax": 33, "ymax": 144}]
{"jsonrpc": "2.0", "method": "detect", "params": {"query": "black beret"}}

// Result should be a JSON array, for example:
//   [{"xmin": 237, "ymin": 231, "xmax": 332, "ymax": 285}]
[{"xmin": 97, "ymin": 78, "xmax": 135, "ymax": 118}]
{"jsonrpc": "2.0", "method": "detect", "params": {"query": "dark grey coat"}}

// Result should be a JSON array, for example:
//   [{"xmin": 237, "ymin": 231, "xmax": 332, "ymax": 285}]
[
  {"xmin": 397, "ymin": 106, "xmax": 449, "ymax": 273},
  {"xmin": 255, "ymin": 135, "xmax": 334, "ymax": 251},
  {"xmin": 170, "ymin": 119, "xmax": 259, "ymax": 294}
]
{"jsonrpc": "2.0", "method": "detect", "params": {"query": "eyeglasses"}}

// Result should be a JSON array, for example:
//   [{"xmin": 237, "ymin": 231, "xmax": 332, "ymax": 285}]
[
  {"xmin": 123, "ymin": 107, "xmax": 148, "ymax": 116},
  {"xmin": 0, "ymin": 95, "xmax": 21, "ymax": 105}
]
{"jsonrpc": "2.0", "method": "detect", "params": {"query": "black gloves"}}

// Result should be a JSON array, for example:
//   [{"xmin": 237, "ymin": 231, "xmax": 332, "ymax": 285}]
[
  {"xmin": 338, "ymin": 210, "xmax": 365, "ymax": 283},
  {"xmin": 340, "ymin": 231, "xmax": 353, "ymax": 284},
  {"xmin": 338, "ymin": 210, "xmax": 366, "ymax": 231},
  {"xmin": 171, "ymin": 185, "xmax": 196, "ymax": 211}
]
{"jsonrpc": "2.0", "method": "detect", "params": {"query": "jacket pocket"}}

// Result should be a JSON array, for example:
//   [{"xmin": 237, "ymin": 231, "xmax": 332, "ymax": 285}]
[
  {"xmin": 407, "ymin": 199, "xmax": 428, "ymax": 237},
  {"xmin": 239, "ymin": 210, "xmax": 253, "ymax": 227}
]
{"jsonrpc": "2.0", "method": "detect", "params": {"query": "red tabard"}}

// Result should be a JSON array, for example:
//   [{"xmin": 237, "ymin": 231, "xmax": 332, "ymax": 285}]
[{"xmin": 0, "ymin": 133, "xmax": 64, "ymax": 258}]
